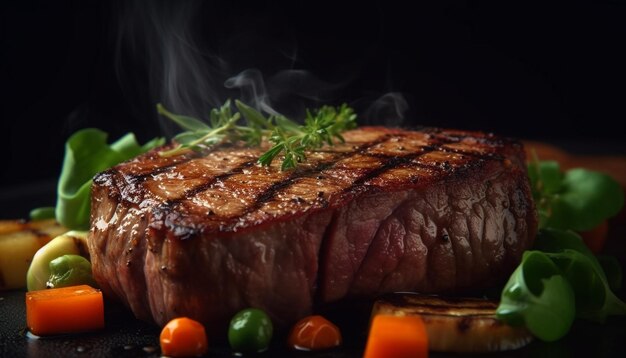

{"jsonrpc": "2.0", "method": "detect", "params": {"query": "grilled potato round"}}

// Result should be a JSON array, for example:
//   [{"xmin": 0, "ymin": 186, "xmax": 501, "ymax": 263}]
[
  {"xmin": 0, "ymin": 220, "xmax": 67, "ymax": 290},
  {"xmin": 371, "ymin": 293, "xmax": 533, "ymax": 353}
]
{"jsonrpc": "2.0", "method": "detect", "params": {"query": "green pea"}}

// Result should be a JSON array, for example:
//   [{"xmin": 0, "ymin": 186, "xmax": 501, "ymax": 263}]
[
  {"xmin": 46, "ymin": 254, "xmax": 97, "ymax": 289},
  {"xmin": 228, "ymin": 308, "xmax": 273, "ymax": 353}
]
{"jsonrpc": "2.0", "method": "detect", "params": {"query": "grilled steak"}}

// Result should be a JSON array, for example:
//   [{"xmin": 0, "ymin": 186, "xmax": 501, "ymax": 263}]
[{"xmin": 88, "ymin": 126, "xmax": 537, "ymax": 332}]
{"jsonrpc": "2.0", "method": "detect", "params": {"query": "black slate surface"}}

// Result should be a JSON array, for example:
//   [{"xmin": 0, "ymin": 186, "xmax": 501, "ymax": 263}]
[{"xmin": 2, "ymin": 287, "xmax": 626, "ymax": 357}]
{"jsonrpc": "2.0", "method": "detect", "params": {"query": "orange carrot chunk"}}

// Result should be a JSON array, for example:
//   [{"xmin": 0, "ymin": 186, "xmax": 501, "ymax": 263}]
[
  {"xmin": 25, "ymin": 285, "xmax": 104, "ymax": 336},
  {"xmin": 364, "ymin": 314, "xmax": 429, "ymax": 358}
]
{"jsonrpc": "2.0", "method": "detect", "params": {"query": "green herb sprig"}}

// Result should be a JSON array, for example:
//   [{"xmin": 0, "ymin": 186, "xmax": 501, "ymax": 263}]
[{"xmin": 157, "ymin": 100, "xmax": 357, "ymax": 170}]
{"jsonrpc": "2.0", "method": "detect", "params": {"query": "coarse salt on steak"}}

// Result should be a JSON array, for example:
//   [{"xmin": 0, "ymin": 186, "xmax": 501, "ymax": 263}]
[{"xmin": 88, "ymin": 126, "xmax": 537, "ymax": 332}]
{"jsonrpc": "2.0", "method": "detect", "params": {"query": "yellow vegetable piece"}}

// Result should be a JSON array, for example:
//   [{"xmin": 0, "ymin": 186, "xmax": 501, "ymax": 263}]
[
  {"xmin": 26, "ymin": 285, "xmax": 104, "ymax": 336},
  {"xmin": 0, "ymin": 219, "xmax": 66, "ymax": 290}
]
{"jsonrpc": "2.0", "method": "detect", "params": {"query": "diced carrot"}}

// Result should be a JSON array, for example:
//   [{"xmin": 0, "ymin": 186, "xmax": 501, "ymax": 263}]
[
  {"xmin": 287, "ymin": 315, "xmax": 342, "ymax": 351},
  {"xmin": 25, "ymin": 285, "xmax": 104, "ymax": 336},
  {"xmin": 579, "ymin": 220, "xmax": 609, "ymax": 254},
  {"xmin": 364, "ymin": 314, "xmax": 428, "ymax": 358}
]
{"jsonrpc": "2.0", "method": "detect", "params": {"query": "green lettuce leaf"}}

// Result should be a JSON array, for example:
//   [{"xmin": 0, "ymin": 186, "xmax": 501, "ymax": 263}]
[{"xmin": 53, "ymin": 129, "xmax": 164, "ymax": 230}]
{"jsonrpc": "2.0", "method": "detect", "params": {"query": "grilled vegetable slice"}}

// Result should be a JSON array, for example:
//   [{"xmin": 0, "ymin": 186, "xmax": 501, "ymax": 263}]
[
  {"xmin": 372, "ymin": 293, "xmax": 533, "ymax": 353},
  {"xmin": 0, "ymin": 219, "xmax": 67, "ymax": 290}
]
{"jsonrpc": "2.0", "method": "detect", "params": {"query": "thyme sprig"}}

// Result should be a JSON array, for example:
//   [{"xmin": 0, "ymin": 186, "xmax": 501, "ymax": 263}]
[{"xmin": 157, "ymin": 100, "xmax": 356, "ymax": 170}]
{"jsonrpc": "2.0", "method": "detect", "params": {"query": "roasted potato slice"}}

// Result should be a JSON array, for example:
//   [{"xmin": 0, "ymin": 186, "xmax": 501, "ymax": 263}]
[
  {"xmin": 371, "ymin": 293, "xmax": 533, "ymax": 353},
  {"xmin": 0, "ymin": 220, "xmax": 67, "ymax": 290}
]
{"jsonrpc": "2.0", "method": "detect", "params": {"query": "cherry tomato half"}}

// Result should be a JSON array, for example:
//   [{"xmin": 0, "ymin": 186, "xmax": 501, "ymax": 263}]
[
  {"xmin": 288, "ymin": 315, "xmax": 342, "ymax": 351},
  {"xmin": 160, "ymin": 317, "xmax": 208, "ymax": 357}
]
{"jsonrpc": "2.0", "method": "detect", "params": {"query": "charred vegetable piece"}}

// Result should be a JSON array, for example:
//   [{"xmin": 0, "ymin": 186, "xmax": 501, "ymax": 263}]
[
  {"xmin": 160, "ymin": 317, "xmax": 208, "ymax": 357},
  {"xmin": 364, "ymin": 314, "xmax": 428, "ymax": 358},
  {"xmin": 0, "ymin": 219, "xmax": 66, "ymax": 290},
  {"xmin": 372, "ymin": 293, "xmax": 533, "ymax": 352},
  {"xmin": 26, "ymin": 285, "xmax": 104, "ymax": 336},
  {"xmin": 228, "ymin": 308, "xmax": 273, "ymax": 353},
  {"xmin": 27, "ymin": 231, "xmax": 89, "ymax": 291},
  {"xmin": 46, "ymin": 254, "xmax": 96, "ymax": 289},
  {"xmin": 288, "ymin": 315, "xmax": 342, "ymax": 351}
]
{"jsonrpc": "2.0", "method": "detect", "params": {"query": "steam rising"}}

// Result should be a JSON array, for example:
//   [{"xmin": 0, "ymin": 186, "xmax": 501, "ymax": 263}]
[
  {"xmin": 114, "ymin": 0, "xmax": 410, "ymax": 135},
  {"xmin": 225, "ymin": 69, "xmax": 347, "ymax": 119},
  {"xmin": 115, "ymin": 0, "xmax": 224, "ymax": 135},
  {"xmin": 224, "ymin": 69, "xmax": 277, "ymax": 115},
  {"xmin": 362, "ymin": 92, "xmax": 409, "ymax": 127}
]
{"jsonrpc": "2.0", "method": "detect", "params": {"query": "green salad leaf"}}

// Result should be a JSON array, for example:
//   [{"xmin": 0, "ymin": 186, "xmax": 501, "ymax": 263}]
[
  {"xmin": 529, "ymin": 160, "xmax": 624, "ymax": 230},
  {"xmin": 597, "ymin": 255, "xmax": 623, "ymax": 292},
  {"xmin": 497, "ymin": 228, "xmax": 626, "ymax": 341},
  {"xmin": 534, "ymin": 228, "xmax": 626, "ymax": 322},
  {"xmin": 34, "ymin": 128, "xmax": 164, "ymax": 230},
  {"xmin": 496, "ymin": 250, "xmax": 576, "ymax": 342}
]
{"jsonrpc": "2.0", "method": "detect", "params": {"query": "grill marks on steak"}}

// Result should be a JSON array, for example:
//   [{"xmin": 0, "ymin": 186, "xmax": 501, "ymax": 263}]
[
  {"xmin": 89, "ymin": 127, "xmax": 536, "ymax": 330},
  {"xmin": 114, "ymin": 128, "xmax": 511, "ymax": 235}
]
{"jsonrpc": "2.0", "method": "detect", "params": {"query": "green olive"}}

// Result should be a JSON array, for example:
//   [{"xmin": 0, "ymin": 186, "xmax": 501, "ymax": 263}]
[
  {"xmin": 46, "ymin": 254, "xmax": 97, "ymax": 289},
  {"xmin": 228, "ymin": 308, "xmax": 273, "ymax": 353}
]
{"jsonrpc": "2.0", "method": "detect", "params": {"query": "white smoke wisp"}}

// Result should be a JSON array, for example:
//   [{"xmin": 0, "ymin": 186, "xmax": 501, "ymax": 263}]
[
  {"xmin": 224, "ymin": 69, "xmax": 349, "ymax": 121},
  {"xmin": 115, "ymin": 0, "xmax": 225, "ymax": 136},
  {"xmin": 362, "ymin": 92, "xmax": 409, "ymax": 127},
  {"xmin": 224, "ymin": 69, "xmax": 279, "ymax": 116},
  {"xmin": 114, "ymin": 0, "xmax": 382, "ymax": 133}
]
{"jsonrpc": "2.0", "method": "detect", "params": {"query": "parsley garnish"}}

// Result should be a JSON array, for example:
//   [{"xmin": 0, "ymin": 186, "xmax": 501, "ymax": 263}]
[{"xmin": 157, "ymin": 100, "xmax": 356, "ymax": 170}]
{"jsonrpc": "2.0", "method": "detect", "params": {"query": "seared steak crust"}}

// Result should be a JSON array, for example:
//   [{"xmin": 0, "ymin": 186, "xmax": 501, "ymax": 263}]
[{"xmin": 88, "ymin": 127, "xmax": 536, "ymax": 330}]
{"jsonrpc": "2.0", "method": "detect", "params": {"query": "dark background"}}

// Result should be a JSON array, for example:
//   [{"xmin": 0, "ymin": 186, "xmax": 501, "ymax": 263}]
[{"xmin": 1, "ymin": 0, "xmax": 626, "ymax": 218}]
